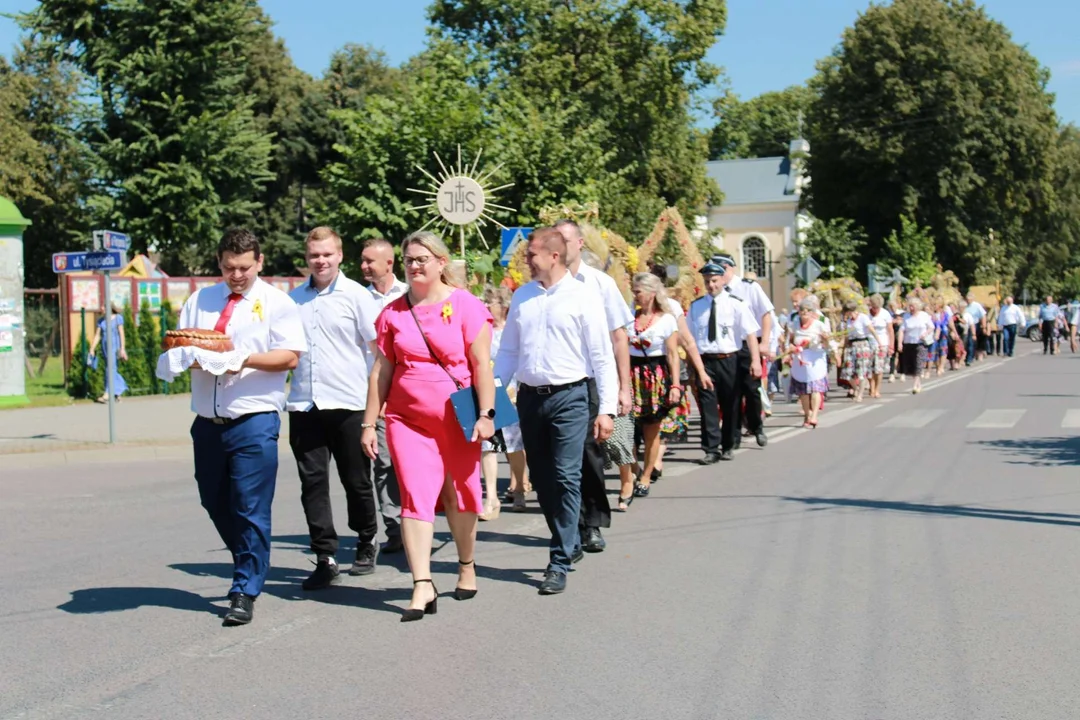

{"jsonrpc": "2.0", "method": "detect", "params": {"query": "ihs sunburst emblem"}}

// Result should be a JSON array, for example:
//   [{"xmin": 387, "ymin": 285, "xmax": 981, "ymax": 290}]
[{"xmin": 408, "ymin": 146, "xmax": 515, "ymax": 256}]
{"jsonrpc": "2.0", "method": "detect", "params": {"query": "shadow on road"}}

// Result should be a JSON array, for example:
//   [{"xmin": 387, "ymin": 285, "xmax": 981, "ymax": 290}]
[
  {"xmin": 58, "ymin": 587, "xmax": 220, "ymax": 616},
  {"xmin": 781, "ymin": 496, "xmax": 1080, "ymax": 528},
  {"xmin": 974, "ymin": 436, "xmax": 1080, "ymax": 467}
]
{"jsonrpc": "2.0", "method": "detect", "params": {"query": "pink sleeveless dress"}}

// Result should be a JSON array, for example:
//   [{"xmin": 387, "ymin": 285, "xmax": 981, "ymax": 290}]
[{"xmin": 375, "ymin": 289, "xmax": 492, "ymax": 522}]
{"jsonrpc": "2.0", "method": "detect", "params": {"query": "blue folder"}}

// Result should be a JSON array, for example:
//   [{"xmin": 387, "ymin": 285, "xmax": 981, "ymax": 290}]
[{"xmin": 449, "ymin": 385, "xmax": 520, "ymax": 441}]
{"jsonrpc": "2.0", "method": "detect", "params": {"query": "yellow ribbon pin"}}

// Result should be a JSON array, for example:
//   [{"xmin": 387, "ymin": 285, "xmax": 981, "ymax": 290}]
[
  {"xmin": 252, "ymin": 299, "xmax": 264, "ymax": 322},
  {"xmin": 441, "ymin": 302, "xmax": 453, "ymax": 324}
]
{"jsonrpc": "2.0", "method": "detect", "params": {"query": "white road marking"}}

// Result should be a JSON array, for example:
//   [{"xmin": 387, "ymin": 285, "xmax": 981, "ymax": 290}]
[
  {"xmin": 879, "ymin": 409, "xmax": 946, "ymax": 429},
  {"xmin": 1062, "ymin": 410, "xmax": 1080, "ymax": 429},
  {"xmin": 967, "ymin": 409, "xmax": 1026, "ymax": 429}
]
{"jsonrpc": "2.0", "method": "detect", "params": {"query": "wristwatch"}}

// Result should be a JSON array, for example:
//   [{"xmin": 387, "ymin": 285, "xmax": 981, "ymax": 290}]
[{"xmin": 480, "ymin": 408, "xmax": 496, "ymax": 419}]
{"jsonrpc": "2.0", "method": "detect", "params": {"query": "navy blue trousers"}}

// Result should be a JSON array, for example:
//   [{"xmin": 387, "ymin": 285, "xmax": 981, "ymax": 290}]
[
  {"xmin": 191, "ymin": 412, "xmax": 280, "ymax": 597},
  {"xmin": 518, "ymin": 383, "xmax": 590, "ymax": 574}
]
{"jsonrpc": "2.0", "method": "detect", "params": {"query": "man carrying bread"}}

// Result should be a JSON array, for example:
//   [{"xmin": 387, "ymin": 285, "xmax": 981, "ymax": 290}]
[{"xmin": 179, "ymin": 228, "xmax": 307, "ymax": 626}]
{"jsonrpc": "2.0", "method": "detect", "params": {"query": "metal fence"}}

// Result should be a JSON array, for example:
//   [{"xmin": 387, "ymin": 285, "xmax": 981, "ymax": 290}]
[{"xmin": 23, "ymin": 288, "xmax": 62, "ymax": 382}]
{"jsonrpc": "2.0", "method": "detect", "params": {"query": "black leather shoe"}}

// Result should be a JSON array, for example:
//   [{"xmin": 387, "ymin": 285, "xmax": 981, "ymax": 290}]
[
  {"xmin": 382, "ymin": 536, "xmax": 404, "ymax": 554},
  {"xmin": 755, "ymin": 430, "xmax": 768, "ymax": 447},
  {"xmin": 582, "ymin": 527, "xmax": 606, "ymax": 553},
  {"xmin": 302, "ymin": 556, "xmax": 341, "ymax": 590},
  {"xmin": 720, "ymin": 449, "xmax": 734, "ymax": 461},
  {"xmin": 700, "ymin": 452, "xmax": 722, "ymax": 465},
  {"xmin": 571, "ymin": 547, "xmax": 585, "ymax": 564},
  {"xmin": 223, "ymin": 592, "xmax": 254, "ymax": 626},
  {"xmin": 538, "ymin": 570, "xmax": 567, "ymax": 595},
  {"xmin": 349, "ymin": 541, "xmax": 378, "ymax": 576}
]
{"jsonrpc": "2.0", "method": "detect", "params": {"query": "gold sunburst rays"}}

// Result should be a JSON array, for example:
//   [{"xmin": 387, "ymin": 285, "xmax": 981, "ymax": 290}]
[{"xmin": 406, "ymin": 145, "xmax": 516, "ymax": 257}]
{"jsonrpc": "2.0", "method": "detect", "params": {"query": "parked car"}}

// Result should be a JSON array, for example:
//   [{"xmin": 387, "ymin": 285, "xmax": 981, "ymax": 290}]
[{"xmin": 1025, "ymin": 318, "xmax": 1042, "ymax": 342}]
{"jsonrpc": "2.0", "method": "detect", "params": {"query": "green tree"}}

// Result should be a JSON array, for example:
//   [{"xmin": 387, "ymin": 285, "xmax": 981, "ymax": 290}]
[
  {"xmin": 0, "ymin": 41, "xmax": 93, "ymax": 288},
  {"xmin": 66, "ymin": 317, "xmax": 104, "ymax": 399},
  {"xmin": 1016, "ymin": 125, "xmax": 1080, "ymax": 296},
  {"xmin": 25, "ymin": 0, "xmax": 275, "ymax": 274},
  {"xmin": 792, "ymin": 217, "xmax": 867, "ymax": 283},
  {"xmin": 877, "ymin": 216, "xmax": 938, "ymax": 286},
  {"xmin": 710, "ymin": 85, "xmax": 814, "ymax": 160},
  {"xmin": 317, "ymin": 42, "xmax": 487, "ymax": 262},
  {"xmin": 806, "ymin": 0, "xmax": 1059, "ymax": 286},
  {"xmin": 118, "ymin": 303, "xmax": 151, "ymax": 395},
  {"xmin": 137, "ymin": 301, "xmax": 161, "ymax": 395},
  {"xmin": 428, "ymin": 0, "xmax": 724, "ymax": 239}
]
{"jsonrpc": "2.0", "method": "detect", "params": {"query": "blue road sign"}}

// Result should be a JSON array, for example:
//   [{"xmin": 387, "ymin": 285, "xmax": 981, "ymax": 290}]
[
  {"xmin": 52, "ymin": 250, "xmax": 125, "ymax": 274},
  {"xmin": 101, "ymin": 230, "xmax": 130, "ymax": 251},
  {"xmin": 500, "ymin": 227, "xmax": 532, "ymax": 267}
]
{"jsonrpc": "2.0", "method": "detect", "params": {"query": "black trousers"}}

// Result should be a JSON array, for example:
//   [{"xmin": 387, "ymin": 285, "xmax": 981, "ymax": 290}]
[
  {"xmin": 1043, "ymin": 320, "xmax": 1056, "ymax": 353},
  {"xmin": 735, "ymin": 344, "xmax": 764, "ymax": 434},
  {"xmin": 697, "ymin": 355, "xmax": 739, "ymax": 453},
  {"xmin": 580, "ymin": 378, "xmax": 612, "ymax": 530},
  {"xmin": 288, "ymin": 408, "xmax": 378, "ymax": 556}
]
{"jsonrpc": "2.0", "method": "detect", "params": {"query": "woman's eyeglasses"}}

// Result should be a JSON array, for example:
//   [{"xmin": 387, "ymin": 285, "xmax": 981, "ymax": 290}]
[{"xmin": 403, "ymin": 255, "xmax": 433, "ymax": 267}]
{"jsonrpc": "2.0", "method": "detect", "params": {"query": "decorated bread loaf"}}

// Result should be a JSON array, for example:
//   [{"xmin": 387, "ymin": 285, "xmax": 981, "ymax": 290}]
[{"xmin": 162, "ymin": 329, "xmax": 234, "ymax": 353}]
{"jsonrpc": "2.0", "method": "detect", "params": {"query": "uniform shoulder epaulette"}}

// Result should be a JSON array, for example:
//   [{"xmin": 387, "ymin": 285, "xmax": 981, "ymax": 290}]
[
  {"xmin": 723, "ymin": 286, "xmax": 743, "ymax": 300},
  {"xmin": 692, "ymin": 295, "xmax": 708, "ymax": 303},
  {"xmin": 742, "ymin": 277, "xmax": 754, "ymax": 284}
]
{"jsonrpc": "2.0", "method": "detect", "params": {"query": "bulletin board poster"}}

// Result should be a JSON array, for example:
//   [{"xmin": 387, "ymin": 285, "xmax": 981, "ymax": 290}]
[
  {"xmin": 110, "ymin": 279, "xmax": 132, "ymax": 310},
  {"xmin": 167, "ymin": 281, "xmax": 192, "ymax": 308},
  {"xmin": 138, "ymin": 281, "xmax": 162, "ymax": 311},
  {"xmin": 70, "ymin": 278, "xmax": 101, "ymax": 312}
]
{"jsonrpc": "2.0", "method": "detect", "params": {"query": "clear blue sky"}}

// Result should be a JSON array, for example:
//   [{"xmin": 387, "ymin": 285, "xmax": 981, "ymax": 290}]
[{"xmin": 1, "ymin": 0, "xmax": 1077, "ymax": 123}]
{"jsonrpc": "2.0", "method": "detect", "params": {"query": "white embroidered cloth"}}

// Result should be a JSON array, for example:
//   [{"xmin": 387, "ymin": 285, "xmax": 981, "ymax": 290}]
[{"xmin": 156, "ymin": 347, "xmax": 249, "ymax": 381}]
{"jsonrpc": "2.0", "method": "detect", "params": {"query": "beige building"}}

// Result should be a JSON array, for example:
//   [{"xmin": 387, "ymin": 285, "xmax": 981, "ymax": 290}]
[{"xmin": 702, "ymin": 138, "xmax": 811, "ymax": 311}]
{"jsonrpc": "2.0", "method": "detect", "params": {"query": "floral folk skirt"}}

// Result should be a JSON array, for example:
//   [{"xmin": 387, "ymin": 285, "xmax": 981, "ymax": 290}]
[
  {"xmin": 790, "ymin": 377, "xmax": 830, "ymax": 396},
  {"xmin": 871, "ymin": 343, "xmax": 891, "ymax": 375},
  {"xmin": 840, "ymin": 338, "xmax": 873, "ymax": 381},
  {"xmin": 900, "ymin": 343, "xmax": 928, "ymax": 377},
  {"xmin": 631, "ymin": 357, "xmax": 689, "ymax": 438}
]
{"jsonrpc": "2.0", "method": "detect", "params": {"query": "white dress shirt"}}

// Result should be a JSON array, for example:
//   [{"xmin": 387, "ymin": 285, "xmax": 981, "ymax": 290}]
[
  {"xmin": 180, "ymin": 279, "xmax": 307, "ymax": 419},
  {"xmin": 494, "ymin": 271, "xmax": 618, "ymax": 415},
  {"xmin": 287, "ymin": 273, "xmax": 380, "ymax": 412},
  {"xmin": 724, "ymin": 275, "xmax": 774, "ymax": 337},
  {"xmin": 999, "ymin": 304, "xmax": 1025, "ymax": 326},
  {"xmin": 367, "ymin": 277, "xmax": 408, "ymax": 309},
  {"xmin": 573, "ymin": 262, "xmax": 634, "ymax": 333},
  {"xmin": 844, "ymin": 313, "xmax": 874, "ymax": 340},
  {"xmin": 688, "ymin": 291, "xmax": 760, "ymax": 355}
]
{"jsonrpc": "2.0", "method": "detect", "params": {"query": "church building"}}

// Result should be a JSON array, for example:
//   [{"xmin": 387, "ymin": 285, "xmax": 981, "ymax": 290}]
[{"xmin": 702, "ymin": 138, "xmax": 811, "ymax": 312}]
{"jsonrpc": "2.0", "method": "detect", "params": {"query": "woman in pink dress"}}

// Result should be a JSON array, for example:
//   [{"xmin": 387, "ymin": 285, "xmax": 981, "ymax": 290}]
[{"xmin": 361, "ymin": 231, "xmax": 495, "ymax": 622}]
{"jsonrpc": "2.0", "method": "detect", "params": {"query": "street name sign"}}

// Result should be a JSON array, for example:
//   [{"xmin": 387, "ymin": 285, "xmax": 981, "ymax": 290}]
[
  {"xmin": 101, "ymin": 230, "xmax": 130, "ymax": 251},
  {"xmin": 52, "ymin": 250, "xmax": 125, "ymax": 274}
]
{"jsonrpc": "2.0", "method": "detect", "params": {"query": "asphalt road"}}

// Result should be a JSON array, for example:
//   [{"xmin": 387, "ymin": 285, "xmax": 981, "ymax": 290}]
[{"xmin": 4, "ymin": 344, "xmax": 1080, "ymax": 720}]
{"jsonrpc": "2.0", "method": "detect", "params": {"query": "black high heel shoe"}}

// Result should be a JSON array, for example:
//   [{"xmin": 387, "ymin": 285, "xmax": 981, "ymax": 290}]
[
  {"xmin": 454, "ymin": 559, "xmax": 478, "ymax": 601},
  {"xmin": 401, "ymin": 579, "xmax": 438, "ymax": 622}
]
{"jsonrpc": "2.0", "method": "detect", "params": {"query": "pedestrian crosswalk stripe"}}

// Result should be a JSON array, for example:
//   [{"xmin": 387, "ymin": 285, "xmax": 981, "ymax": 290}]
[
  {"xmin": 878, "ymin": 409, "xmax": 946, "ymax": 429},
  {"xmin": 967, "ymin": 409, "xmax": 1026, "ymax": 429},
  {"xmin": 1062, "ymin": 410, "xmax": 1080, "ymax": 429}
]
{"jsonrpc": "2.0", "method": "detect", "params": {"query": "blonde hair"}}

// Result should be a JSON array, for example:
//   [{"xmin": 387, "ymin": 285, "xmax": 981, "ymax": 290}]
[
  {"xmin": 402, "ymin": 231, "xmax": 460, "ymax": 288},
  {"xmin": 482, "ymin": 284, "xmax": 512, "ymax": 310},
  {"xmin": 632, "ymin": 272, "xmax": 671, "ymax": 314},
  {"xmin": 869, "ymin": 293, "xmax": 884, "ymax": 309},
  {"xmin": 305, "ymin": 226, "xmax": 342, "ymax": 250}
]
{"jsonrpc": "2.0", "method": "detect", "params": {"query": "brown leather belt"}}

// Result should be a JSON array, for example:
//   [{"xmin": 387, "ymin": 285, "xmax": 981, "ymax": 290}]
[{"xmin": 701, "ymin": 352, "xmax": 736, "ymax": 360}]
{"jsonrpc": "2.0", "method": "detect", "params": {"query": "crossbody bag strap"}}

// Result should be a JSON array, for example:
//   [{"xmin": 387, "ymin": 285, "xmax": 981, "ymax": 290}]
[{"xmin": 406, "ymin": 295, "xmax": 465, "ymax": 390}]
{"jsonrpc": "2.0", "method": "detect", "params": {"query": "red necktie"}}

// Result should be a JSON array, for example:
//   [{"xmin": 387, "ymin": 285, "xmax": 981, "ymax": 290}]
[{"xmin": 214, "ymin": 293, "xmax": 243, "ymax": 334}]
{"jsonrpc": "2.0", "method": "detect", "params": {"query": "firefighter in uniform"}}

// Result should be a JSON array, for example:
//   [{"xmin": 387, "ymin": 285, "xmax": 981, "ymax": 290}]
[
  {"xmin": 688, "ymin": 261, "xmax": 762, "ymax": 462},
  {"xmin": 710, "ymin": 254, "xmax": 773, "ymax": 448}
]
